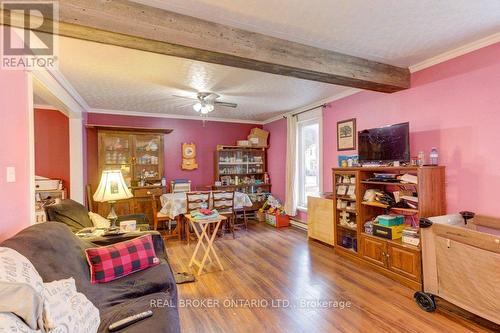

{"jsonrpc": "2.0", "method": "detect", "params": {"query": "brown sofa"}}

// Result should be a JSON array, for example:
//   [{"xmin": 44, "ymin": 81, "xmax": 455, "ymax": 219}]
[{"xmin": 1, "ymin": 222, "xmax": 180, "ymax": 333}]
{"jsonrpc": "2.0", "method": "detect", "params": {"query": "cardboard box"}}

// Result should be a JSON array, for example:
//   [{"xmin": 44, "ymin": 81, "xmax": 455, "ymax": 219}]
[
  {"xmin": 250, "ymin": 128, "xmax": 269, "ymax": 140},
  {"xmin": 237, "ymin": 140, "xmax": 250, "ymax": 147},
  {"xmin": 372, "ymin": 224, "xmax": 405, "ymax": 240},
  {"xmin": 247, "ymin": 128, "xmax": 269, "ymax": 147},
  {"xmin": 247, "ymin": 134, "xmax": 267, "ymax": 147},
  {"xmin": 377, "ymin": 215, "xmax": 404, "ymax": 227},
  {"xmin": 248, "ymin": 137, "xmax": 259, "ymax": 145}
]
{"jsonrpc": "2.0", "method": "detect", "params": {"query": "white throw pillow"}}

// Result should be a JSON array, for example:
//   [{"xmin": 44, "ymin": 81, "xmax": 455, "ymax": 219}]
[
  {"xmin": 0, "ymin": 312, "xmax": 41, "ymax": 333},
  {"xmin": 0, "ymin": 247, "xmax": 44, "ymax": 330},
  {"xmin": 88, "ymin": 211, "xmax": 110, "ymax": 228},
  {"xmin": 43, "ymin": 277, "xmax": 100, "ymax": 333}
]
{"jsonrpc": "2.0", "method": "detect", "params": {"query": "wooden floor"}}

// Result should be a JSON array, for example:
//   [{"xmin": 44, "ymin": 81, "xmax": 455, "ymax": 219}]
[{"xmin": 165, "ymin": 222, "xmax": 496, "ymax": 333}]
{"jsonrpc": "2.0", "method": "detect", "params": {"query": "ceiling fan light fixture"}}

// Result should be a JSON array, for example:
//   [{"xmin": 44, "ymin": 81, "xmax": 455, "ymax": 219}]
[{"xmin": 193, "ymin": 102, "xmax": 202, "ymax": 112}]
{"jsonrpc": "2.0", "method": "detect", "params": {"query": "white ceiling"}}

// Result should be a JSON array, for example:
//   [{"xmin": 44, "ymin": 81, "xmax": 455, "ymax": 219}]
[
  {"xmin": 133, "ymin": 0, "xmax": 500, "ymax": 67},
  {"xmin": 34, "ymin": 0, "xmax": 500, "ymax": 122},
  {"xmin": 34, "ymin": 36, "xmax": 349, "ymax": 122}
]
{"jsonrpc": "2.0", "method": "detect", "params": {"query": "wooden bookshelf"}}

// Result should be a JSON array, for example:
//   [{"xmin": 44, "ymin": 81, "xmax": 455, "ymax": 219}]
[
  {"xmin": 213, "ymin": 146, "xmax": 271, "ymax": 211},
  {"xmin": 333, "ymin": 166, "xmax": 446, "ymax": 290}
]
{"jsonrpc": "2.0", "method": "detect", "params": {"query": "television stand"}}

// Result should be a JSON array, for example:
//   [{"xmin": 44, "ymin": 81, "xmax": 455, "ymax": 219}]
[{"xmin": 332, "ymin": 165, "xmax": 446, "ymax": 290}]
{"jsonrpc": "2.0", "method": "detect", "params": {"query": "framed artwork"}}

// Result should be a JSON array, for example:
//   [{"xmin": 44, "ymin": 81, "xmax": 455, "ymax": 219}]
[{"xmin": 337, "ymin": 118, "xmax": 356, "ymax": 151}]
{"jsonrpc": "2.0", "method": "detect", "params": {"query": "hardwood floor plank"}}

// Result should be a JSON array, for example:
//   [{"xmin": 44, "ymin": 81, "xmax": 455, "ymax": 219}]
[{"xmin": 165, "ymin": 223, "xmax": 497, "ymax": 333}]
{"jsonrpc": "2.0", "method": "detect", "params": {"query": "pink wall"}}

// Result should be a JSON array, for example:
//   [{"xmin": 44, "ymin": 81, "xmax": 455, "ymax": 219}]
[
  {"xmin": 265, "ymin": 42, "xmax": 500, "ymax": 219},
  {"xmin": 34, "ymin": 109, "xmax": 70, "ymax": 195},
  {"xmin": 86, "ymin": 113, "xmax": 260, "ymax": 189},
  {"xmin": 0, "ymin": 70, "xmax": 31, "ymax": 241},
  {"xmin": 263, "ymin": 118, "xmax": 286, "ymax": 203}
]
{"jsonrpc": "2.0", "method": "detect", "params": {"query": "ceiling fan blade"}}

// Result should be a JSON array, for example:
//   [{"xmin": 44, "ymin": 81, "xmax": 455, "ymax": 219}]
[
  {"xmin": 172, "ymin": 94, "xmax": 198, "ymax": 101},
  {"xmin": 214, "ymin": 101, "xmax": 238, "ymax": 108}
]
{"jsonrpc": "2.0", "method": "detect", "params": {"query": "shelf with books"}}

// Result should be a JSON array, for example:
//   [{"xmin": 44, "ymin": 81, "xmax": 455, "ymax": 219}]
[
  {"xmin": 333, "ymin": 166, "xmax": 446, "ymax": 290},
  {"xmin": 333, "ymin": 172, "xmax": 359, "ymax": 253},
  {"xmin": 361, "ymin": 180, "xmax": 417, "ymax": 186}
]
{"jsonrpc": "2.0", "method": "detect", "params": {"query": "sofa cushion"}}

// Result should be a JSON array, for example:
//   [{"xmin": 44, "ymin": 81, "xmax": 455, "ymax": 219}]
[
  {"xmin": 88, "ymin": 211, "xmax": 111, "ymax": 229},
  {"xmin": 0, "ymin": 312, "xmax": 40, "ymax": 333},
  {"xmin": 90, "ymin": 258, "xmax": 177, "ymax": 310},
  {"xmin": 85, "ymin": 235, "xmax": 160, "ymax": 284},
  {"xmin": 43, "ymin": 277, "xmax": 100, "ymax": 333},
  {"xmin": 0, "ymin": 247, "xmax": 45, "ymax": 330},
  {"xmin": 46, "ymin": 199, "xmax": 93, "ymax": 232},
  {"xmin": 98, "ymin": 292, "xmax": 180, "ymax": 333}
]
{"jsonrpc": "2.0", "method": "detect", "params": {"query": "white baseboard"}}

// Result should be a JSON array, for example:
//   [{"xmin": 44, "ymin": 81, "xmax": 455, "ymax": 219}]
[{"xmin": 290, "ymin": 218, "xmax": 308, "ymax": 231}]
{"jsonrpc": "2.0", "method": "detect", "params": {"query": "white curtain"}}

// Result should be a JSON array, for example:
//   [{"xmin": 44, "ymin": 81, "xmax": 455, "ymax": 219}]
[{"xmin": 284, "ymin": 115, "xmax": 297, "ymax": 216}]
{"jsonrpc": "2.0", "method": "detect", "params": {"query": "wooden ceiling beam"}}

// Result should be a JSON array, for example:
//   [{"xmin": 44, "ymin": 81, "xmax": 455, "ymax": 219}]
[{"xmin": 2, "ymin": 0, "xmax": 410, "ymax": 92}]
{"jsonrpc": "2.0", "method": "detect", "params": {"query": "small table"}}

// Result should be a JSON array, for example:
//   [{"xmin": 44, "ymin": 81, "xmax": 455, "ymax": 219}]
[
  {"xmin": 159, "ymin": 192, "xmax": 253, "ymax": 219},
  {"xmin": 186, "ymin": 214, "xmax": 226, "ymax": 275}
]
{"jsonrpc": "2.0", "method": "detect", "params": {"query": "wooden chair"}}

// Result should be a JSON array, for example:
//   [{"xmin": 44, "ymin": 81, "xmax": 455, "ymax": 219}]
[
  {"xmin": 185, "ymin": 191, "xmax": 211, "ymax": 244},
  {"xmin": 234, "ymin": 207, "xmax": 249, "ymax": 232},
  {"xmin": 86, "ymin": 184, "xmax": 94, "ymax": 212},
  {"xmin": 151, "ymin": 194, "xmax": 181, "ymax": 240},
  {"xmin": 212, "ymin": 190, "xmax": 236, "ymax": 238}
]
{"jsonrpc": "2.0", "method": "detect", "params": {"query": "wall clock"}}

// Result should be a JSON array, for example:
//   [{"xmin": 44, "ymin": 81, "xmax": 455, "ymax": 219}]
[{"xmin": 182, "ymin": 143, "xmax": 198, "ymax": 170}]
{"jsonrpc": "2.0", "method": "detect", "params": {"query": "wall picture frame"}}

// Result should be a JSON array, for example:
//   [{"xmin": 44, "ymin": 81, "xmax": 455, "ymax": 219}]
[{"xmin": 337, "ymin": 118, "xmax": 356, "ymax": 151}]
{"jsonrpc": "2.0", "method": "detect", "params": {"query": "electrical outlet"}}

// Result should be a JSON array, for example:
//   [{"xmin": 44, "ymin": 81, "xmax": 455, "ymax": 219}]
[{"xmin": 6, "ymin": 167, "xmax": 15, "ymax": 183}]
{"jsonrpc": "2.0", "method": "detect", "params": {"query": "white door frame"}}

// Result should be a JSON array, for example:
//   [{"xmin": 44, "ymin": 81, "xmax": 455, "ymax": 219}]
[{"xmin": 31, "ymin": 69, "xmax": 89, "ymax": 204}]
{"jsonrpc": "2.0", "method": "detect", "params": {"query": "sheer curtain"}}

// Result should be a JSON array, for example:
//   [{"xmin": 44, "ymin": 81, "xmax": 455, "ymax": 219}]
[{"xmin": 284, "ymin": 115, "xmax": 297, "ymax": 216}]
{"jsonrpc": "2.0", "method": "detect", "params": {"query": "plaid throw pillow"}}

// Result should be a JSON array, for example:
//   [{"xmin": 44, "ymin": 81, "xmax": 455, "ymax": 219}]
[{"xmin": 85, "ymin": 234, "xmax": 160, "ymax": 284}]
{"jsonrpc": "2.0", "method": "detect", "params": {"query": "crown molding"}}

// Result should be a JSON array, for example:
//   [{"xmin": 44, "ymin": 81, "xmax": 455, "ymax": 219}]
[
  {"xmin": 50, "ymin": 70, "xmax": 90, "ymax": 111},
  {"xmin": 31, "ymin": 69, "xmax": 89, "ymax": 118},
  {"xmin": 33, "ymin": 104, "xmax": 58, "ymax": 111},
  {"xmin": 89, "ymin": 108, "xmax": 263, "ymax": 125},
  {"xmin": 409, "ymin": 32, "xmax": 500, "ymax": 73},
  {"xmin": 262, "ymin": 88, "xmax": 360, "ymax": 124}
]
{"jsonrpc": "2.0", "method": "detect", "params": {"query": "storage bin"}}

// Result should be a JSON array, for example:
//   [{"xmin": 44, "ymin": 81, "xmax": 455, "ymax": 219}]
[{"xmin": 265, "ymin": 212, "xmax": 289, "ymax": 228}]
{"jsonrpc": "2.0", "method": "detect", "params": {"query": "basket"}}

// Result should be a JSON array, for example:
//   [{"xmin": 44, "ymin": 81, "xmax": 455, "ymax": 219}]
[{"xmin": 256, "ymin": 211, "xmax": 266, "ymax": 222}]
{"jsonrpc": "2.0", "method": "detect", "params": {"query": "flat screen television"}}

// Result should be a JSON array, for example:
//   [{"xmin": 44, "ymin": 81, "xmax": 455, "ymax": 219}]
[{"xmin": 358, "ymin": 122, "xmax": 410, "ymax": 164}]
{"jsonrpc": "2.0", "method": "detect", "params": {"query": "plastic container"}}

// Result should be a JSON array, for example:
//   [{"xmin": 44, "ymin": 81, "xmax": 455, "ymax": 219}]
[
  {"xmin": 417, "ymin": 151, "xmax": 425, "ymax": 166},
  {"xmin": 265, "ymin": 212, "xmax": 289, "ymax": 228},
  {"xmin": 429, "ymin": 148, "xmax": 439, "ymax": 166}
]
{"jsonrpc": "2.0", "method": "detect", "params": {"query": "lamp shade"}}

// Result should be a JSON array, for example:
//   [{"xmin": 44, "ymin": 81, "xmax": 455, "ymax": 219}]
[{"xmin": 93, "ymin": 170, "xmax": 133, "ymax": 203}]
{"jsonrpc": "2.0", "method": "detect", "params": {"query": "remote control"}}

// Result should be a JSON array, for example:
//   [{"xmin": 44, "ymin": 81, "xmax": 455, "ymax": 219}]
[{"xmin": 108, "ymin": 310, "xmax": 153, "ymax": 332}]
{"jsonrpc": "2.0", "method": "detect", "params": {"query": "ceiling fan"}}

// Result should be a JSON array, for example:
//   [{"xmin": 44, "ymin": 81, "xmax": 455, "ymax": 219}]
[{"xmin": 173, "ymin": 92, "xmax": 237, "ymax": 115}]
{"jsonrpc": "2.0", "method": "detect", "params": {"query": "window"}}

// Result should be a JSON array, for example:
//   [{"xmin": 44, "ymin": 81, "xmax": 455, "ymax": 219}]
[{"xmin": 296, "ymin": 110, "xmax": 322, "ymax": 210}]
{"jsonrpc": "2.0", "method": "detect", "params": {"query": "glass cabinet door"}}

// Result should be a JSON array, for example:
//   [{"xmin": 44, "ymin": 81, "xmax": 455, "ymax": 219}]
[
  {"xmin": 133, "ymin": 134, "xmax": 162, "ymax": 182},
  {"xmin": 100, "ymin": 133, "xmax": 132, "ymax": 186}
]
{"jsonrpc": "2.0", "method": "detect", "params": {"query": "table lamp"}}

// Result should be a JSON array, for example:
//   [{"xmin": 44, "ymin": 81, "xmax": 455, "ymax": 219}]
[{"xmin": 93, "ymin": 170, "xmax": 133, "ymax": 230}]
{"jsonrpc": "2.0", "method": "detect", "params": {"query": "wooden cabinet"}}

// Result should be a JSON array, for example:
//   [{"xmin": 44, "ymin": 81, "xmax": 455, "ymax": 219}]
[
  {"xmin": 94, "ymin": 127, "xmax": 170, "ymax": 226},
  {"xmin": 98, "ymin": 130, "xmax": 164, "ymax": 186},
  {"xmin": 387, "ymin": 243, "xmax": 421, "ymax": 282},
  {"xmin": 333, "ymin": 166, "xmax": 445, "ymax": 290},
  {"xmin": 360, "ymin": 234, "xmax": 421, "ymax": 282},
  {"xmin": 361, "ymin": 235, "xmax": 386, "ymax": 266},
  {"xmin": 213, "ymin": 146, "xmax": 271, "ymax": 210},
  {"xmin": 307, "ymin": 196, "xmax": 334, "ymax": 245}
]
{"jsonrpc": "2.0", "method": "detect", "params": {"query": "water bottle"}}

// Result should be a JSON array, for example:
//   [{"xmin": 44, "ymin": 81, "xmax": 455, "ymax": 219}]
[
  {"xmin": 417, "ymin": 151, "xmax": 425, "ymax": 166},
  {"xmin": 430, "ymin": 148, "xmax": 439, "ymax": 166}
]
